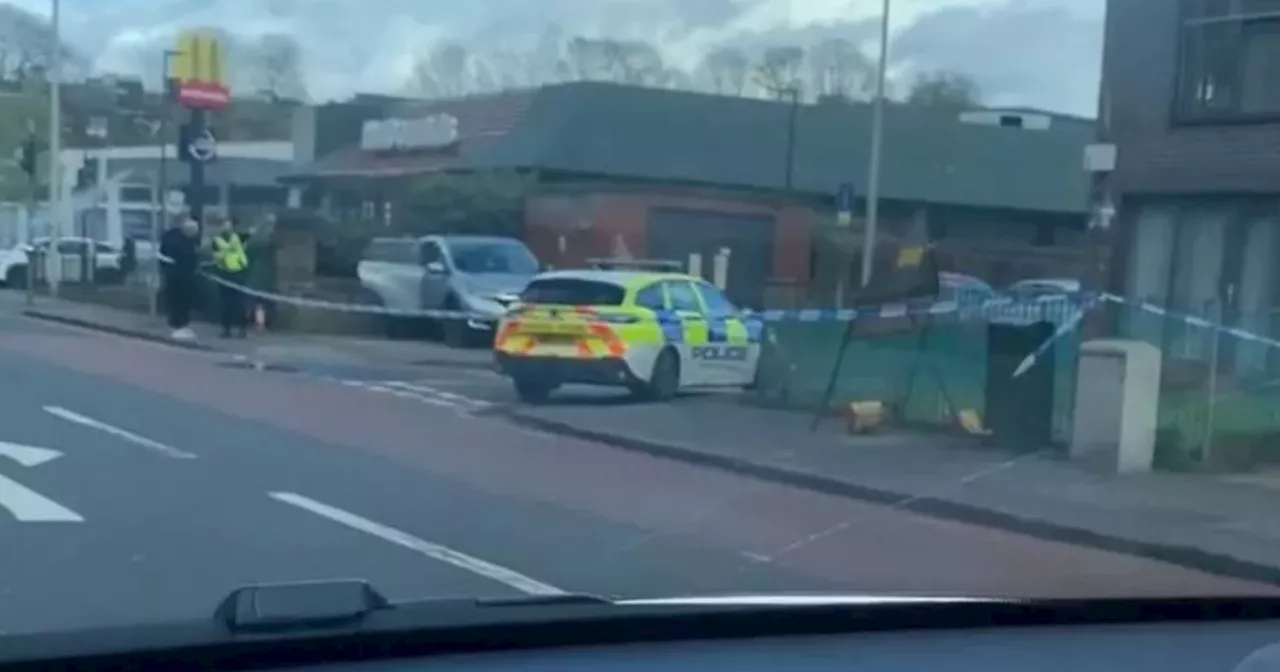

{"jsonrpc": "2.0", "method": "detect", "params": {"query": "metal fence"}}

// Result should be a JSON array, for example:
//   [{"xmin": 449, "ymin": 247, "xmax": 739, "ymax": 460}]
[{"xmin": 750, "ymin": 296, "xmax": 1081, "ymax": 445}]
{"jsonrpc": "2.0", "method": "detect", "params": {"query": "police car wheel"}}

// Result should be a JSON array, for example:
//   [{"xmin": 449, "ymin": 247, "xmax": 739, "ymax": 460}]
[
  {"xmin": 641, "ymin": 348, "xmax": 680, "ymax": 402},
  {"xmin": 5, "ymin": 265, "xmax": 25, "ymax": 288},
  {"xmin": 513, "ymin": 378, "xmax": 557, "ymax": 404}
]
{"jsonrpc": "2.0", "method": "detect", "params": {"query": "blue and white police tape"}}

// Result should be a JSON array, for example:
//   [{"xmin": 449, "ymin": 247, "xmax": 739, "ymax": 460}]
[
  {"xmin": 1010, "ymin": 293, "xmax": 1280, "ymax": 379},
  {"xmin": 199, "ymin": 272, "xmax": 491, "ymax": 319},
  {"xmin": 1010, "ymin": 296, "xmax": 1097, "ymax": 378},
  {"xmin": 1102, "ymin": 294, "xmax": 1280, "ymax": 350},
  {"xmin": 745, "ymin": 293, "xmax": 1081, "ymax": 325},
  {"xmin": 202, "ymin": 271, "xmax": 1089, "ymax": 326}
]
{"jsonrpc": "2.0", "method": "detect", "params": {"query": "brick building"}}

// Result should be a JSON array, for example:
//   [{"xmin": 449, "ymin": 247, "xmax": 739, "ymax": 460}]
[
  {"xmin": 1103, "ymin": 0, "xmax": 1280, "ymax": 377},
  {"xmin": 285, "ymin": 81, "xmax": 1092, "ymax": 309}
]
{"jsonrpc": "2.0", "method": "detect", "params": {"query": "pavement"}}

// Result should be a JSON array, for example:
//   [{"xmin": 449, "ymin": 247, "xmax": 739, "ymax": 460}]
[
  {"xmin": 18, "ymin": 294, "xmax": 495, "ymax": 374},
  {"xmin": 0, "ymin": 291, "xmax": 1273, "ymax": 636}
]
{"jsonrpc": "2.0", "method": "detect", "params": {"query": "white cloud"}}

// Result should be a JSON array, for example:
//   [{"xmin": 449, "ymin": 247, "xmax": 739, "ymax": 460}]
[{"xmin": 10, "ymin": 0, "xmax": 1104, "ymax": 114}]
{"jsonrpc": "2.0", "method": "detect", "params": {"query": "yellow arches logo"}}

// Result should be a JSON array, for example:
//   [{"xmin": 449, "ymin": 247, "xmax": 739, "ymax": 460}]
[{"xmin": 169, "ymin": 31, "xmax": 230, "ymax": 110}]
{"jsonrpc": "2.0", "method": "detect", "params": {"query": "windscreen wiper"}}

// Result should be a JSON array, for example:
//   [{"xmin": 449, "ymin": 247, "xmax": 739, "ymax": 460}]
[{"xmin": 214, "ymin": 579, "xmax": 613, "ymax": 634}]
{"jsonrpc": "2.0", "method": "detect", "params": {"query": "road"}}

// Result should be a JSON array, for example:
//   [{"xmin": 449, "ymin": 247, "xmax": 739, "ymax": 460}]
[{"xmin": 0, "ymin": 309, "xmax": 1271, "ymax": 636}]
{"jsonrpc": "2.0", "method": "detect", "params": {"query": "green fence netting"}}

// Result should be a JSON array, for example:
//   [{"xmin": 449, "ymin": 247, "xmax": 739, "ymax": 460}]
[{"xmin": 750, "ymin": 306, "xmax": 1081, "ymax": 446}]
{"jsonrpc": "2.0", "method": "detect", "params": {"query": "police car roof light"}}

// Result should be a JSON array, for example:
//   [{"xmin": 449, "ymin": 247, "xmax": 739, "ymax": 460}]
[{"xmin": 586, "ymin": 257, "xmax": 684, "ymax": 272}]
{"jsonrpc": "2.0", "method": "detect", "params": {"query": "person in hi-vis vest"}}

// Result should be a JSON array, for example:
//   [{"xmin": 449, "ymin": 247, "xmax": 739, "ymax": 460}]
[{"xmin": 211, "ymin": 217, "xmax": 251, "ymax": 338}]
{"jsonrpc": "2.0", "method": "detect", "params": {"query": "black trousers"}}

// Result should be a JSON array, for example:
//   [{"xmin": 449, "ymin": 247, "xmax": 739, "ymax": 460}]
[
  {"xmin": 219, "ymin": 274, "xmax": 248, "ymax": 334},
  {"xmin": 164, "ymin": 275, "xmax": 193, "ymax": 330}
]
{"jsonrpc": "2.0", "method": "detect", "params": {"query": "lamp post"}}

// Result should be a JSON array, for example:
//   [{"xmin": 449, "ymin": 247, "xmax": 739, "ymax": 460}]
[
  {"xmin": 47, "ymin": 0, "xmax": 62, "ymax": 298},
  {"xmin": 783, "ymin": 86, "xmax": 800, "ymax": 190},
  {"xmin": 860, "ymin": 0, "xmax": 890, "ymax": 288},
  {"xmin": 149, "ymin": 49, "xmax": 180, "ymax": 318}
]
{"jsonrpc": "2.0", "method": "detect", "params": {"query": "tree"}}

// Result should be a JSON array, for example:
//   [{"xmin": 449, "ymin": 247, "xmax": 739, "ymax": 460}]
[
  {"xmin": 405, "ymin": 169, "xmax": 535, "ymax": 237},
  {"xmin": 253, "ymin": 33, "xmax": 308, "ymax": 102},
  {"xmin": 565, "ymin": 36, "xmax": 612, "ymax": 81},
  {"xmin": 699, "ymin": 46, "xmax": 748, "ymax": 95},
  {"xmin": 489, "ymin": 48, "xmax": 541, "ymax": 89},
  {"xmin": 406, "ymin": 42, "xmax": 474, "ymax": 98},
  {"xmin": 602, "ymin": 40, "xmax": 667, "ymax": 86},
  {"xmin": 0, "ymin": 93, "xmax": 47, "ymax": 201},
  {"xmin": 754, "ymin": 46, "xmax": 805, "ymax": 98},
  {"xmin": 533, "ymin": 25, "xmax": 570, "ymax": 84},
  {"xmin": 807, "ymin": 38, "xmax": 874, "ymax": 101},
  {"xmin": 0, "ymin": 4, "xmax": 81, "ymax": 84},
  {"xmin": 906, "ymin": 71, "xmax": 982, "ymax": 109}
]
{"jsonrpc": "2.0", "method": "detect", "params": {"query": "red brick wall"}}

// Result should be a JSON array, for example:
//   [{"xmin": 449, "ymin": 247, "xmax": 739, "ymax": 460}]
[{"xmin": 523, "ymin": 186, "xmax": 812, "ymax": 282}]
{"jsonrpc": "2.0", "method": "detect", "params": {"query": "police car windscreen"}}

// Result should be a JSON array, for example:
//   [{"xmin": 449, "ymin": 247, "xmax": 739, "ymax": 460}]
[{"xmin": 521, "ymin": 279, "xmax": 626, "ymax": 306}]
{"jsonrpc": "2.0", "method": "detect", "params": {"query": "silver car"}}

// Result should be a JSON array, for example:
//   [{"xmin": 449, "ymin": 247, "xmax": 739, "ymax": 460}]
[{"xmin": 357, "ymin": 234, "xmax": 539, "ymax": 346}]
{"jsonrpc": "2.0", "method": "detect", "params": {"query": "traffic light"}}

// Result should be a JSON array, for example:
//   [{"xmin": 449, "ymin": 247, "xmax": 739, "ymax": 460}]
[{"xmin": 18, "ymin": 137, "xmax": 35, "ymax": 179}]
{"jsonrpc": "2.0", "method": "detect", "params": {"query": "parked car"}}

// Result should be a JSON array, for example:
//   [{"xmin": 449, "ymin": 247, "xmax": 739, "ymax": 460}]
[
  {"xmin": 1007, "ymin": 278, "xmax": 1082, "ymax": 298},
  {"xmin": 357, "ymin": 234, "xmax": 540, "ymax": 347},
  {"xmin": 0, "ymin": 237, "xmax": 124, "ymax": 287},
  {"xmin": 938, "ymin": 272, "xmax": 999, "ymax": 305}
]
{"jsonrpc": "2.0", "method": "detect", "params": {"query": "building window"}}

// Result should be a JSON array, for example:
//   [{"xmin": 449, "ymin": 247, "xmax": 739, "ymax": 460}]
[{"xmin": 1177, "ymin": 0, "xmax": 1280, "ymax": 119}]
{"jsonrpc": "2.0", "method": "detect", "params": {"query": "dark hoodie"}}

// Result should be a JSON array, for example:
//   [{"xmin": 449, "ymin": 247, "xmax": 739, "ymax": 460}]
[{"xmin": 159, "ymin": 225, "xmax": 197, "ymax": 282}]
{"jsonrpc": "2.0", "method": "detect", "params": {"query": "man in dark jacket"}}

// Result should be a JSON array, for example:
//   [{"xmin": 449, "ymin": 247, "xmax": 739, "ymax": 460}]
[{"xmin": 159, "ymin": 217, "xmax": 200, "ymax": 340}]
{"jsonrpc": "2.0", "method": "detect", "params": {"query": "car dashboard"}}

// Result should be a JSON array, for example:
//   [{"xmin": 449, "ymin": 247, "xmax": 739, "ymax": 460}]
[{"xmin": 269, "ymin": 621, "xmax": 1280, "ymax": 671}]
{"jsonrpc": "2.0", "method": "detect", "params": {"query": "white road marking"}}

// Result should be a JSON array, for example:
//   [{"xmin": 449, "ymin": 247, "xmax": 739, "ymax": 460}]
[
  {"xmin": 269, "ymin": 491, "xmax": 564, "ymax": 596},
  {"xmin": 0, "ymin": 472, "xmax": 82, "ymax": 522},
  {"xmin": 0, "ymin": 442, "xmax": 62, "ymax": 467},
  {"xmin": 366, "ymin": 384, "xmax": 455, "ymax": 407},
  {"xmin": 382, "ymin": 381, "xmax": 492, "ymax": 409},
  {"xmin": 42, "ymin": 407, "xmax": 197, "ymax": 460}
]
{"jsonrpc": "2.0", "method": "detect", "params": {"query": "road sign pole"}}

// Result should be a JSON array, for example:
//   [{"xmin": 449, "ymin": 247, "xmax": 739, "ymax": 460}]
[
  {"xmin": 187, "ymin": 109, "xmax": 207, "ymax": 231},
  {"xmin": 24, "ymin": 162, "xmax": 35, "ymax": 305},
  {"xmin": 47, "ymin": 0, "xmax": 62, "ymax": 300}
]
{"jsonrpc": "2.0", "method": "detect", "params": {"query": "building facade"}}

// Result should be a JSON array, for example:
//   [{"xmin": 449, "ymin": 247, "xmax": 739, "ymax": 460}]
[
  {"xmin": 286, "ymin": 82, "xmax": 1094, "ymax": 310},
  {"xmin": 1105, "ymin": 0, "xmax": 1280, "ymax": 378}
]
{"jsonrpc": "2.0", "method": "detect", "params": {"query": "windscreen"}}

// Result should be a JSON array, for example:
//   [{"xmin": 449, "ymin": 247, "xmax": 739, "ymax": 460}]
[
  {"xmin": 4, "ymin": 0, "xmax": 1261, "ymax": 652},
  {"xmin": 448, "ymin": 241, "xmax": 539, "ymax": 275},
  {"xmin": 520, "ymin": 279, "xmax": 626, "ymax": 306}
]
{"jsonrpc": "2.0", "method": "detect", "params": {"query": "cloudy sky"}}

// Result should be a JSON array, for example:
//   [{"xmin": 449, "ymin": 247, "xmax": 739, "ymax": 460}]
[{"xmin": 7, "ymin": 0, "xmax": 1106, "ymax": 115}]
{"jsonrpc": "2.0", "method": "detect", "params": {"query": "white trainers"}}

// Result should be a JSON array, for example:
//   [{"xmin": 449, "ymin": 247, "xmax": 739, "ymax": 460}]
[{"xmin": 170, "ymin": 327, "xmax": 197, "ymax": 341}]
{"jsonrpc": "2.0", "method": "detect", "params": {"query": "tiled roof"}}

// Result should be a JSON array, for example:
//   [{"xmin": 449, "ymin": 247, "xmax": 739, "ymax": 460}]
[{"xmin": 294, "ymin": 82, "xmax": 1094, "ymax": 215}]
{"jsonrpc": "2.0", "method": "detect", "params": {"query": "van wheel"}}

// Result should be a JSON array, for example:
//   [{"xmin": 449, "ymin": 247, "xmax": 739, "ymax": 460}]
[
  {"xmin": 637, "ymin": 348, "xmax": 680, "ymax": 402},
  {"xmin": 513, "ymin": 377, "xmax": 557, "ymax": 404}
]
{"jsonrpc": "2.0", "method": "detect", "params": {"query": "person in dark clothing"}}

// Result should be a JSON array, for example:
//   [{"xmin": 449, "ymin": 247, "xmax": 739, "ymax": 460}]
[
  {"xmin": 159, "ymin": 217, "xmax": 200, "ymax": 340},
  {"xmin": 211, "ymin": 217, "xmax": 251, "ymax": 338}
]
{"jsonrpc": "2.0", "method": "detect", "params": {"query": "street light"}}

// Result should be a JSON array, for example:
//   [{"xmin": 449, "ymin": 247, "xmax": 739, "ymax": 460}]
[
  {"xmin": 148, "ymin": 49, "xmax": 180, "ymax": 319},
  {"xmin": 47, "ymin": 0, "xmax": 62, "ymax": 299},
  {"xmin": 860, "ymin": 0, "xmax": 890, "ymax": 288}
]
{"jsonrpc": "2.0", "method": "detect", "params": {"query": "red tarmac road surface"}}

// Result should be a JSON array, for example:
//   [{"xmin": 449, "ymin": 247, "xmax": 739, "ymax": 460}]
[{"xmin": 3, "ymin": 324, "xmax": 1275, "ymax": 599}]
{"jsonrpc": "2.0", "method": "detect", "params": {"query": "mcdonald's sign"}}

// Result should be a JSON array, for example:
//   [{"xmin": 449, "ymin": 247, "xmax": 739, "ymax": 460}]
[{"xmin": 169, "ymin": 31, "xmax": 230, "ymax": 110}]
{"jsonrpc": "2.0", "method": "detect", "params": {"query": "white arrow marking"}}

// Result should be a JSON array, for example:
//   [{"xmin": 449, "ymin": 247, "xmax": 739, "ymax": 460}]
[
  {"xmin": 0, "ymin": 472, "xmax": 81, "ymax": 522},
  {"xmin": 43, "ymin": 407, "xmax": 196, "ymax": 459},
  {"xmin": 0, "ymin": 442, "xmax": 62, "ymax": 467},
  {"xmin": 0, "ymin": 444, "xmax": 79, "ymax": 523}
]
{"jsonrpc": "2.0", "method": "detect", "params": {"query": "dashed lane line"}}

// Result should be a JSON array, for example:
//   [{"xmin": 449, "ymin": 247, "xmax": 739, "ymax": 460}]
[
  {"xmin": 42, "ymin": 406, "xmax": 197, "ymax": 460},
  {"xmin": 268, "ymin": 491, "xmax": 565, "ymax": 596}
]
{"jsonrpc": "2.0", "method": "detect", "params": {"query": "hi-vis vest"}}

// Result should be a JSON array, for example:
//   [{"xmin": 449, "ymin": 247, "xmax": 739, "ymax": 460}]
[{"xmin": 212, "ymin": 232, "xmax": 248, "ymax": 273}]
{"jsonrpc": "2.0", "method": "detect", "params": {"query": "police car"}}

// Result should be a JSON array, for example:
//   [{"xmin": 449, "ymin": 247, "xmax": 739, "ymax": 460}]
[{"xmin": 493, "ymin": 268, "xmax": 763, "ymax": 403}]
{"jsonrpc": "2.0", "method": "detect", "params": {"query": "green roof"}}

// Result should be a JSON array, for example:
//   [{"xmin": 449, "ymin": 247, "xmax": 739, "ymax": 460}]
[
  {"xmin": 313, "ymin": 82, "xmax": 1094, "ymax": 215},
  {"xmin": 483, "ymin": 82, "xmax": 1094, "ymax": 215}
]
